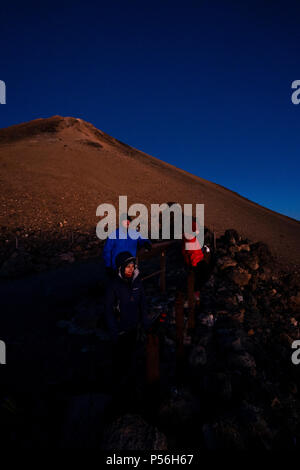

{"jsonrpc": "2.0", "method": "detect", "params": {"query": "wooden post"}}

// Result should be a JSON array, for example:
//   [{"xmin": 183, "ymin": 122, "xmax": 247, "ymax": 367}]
[
  {"xmin": 160, "ymin": 250, "xmax": 166, "ymax": 293},
  {"xmin": 146, "ymin": 333, "xmax": 160, "ymax": 385},
  {"xmin": 175, "ymin": 291, "xmax": 184, "ymax": 378},
  {"xmin": 187, "ymin": 269, "xmax": 195, "ymax": 329}
]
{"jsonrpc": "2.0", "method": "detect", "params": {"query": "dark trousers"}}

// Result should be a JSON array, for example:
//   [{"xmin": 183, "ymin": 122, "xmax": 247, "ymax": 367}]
[
  {"xmin": 112, "ymin": 328, "xmax": 138, "ymax": 396},
  {"xmin": 192, "ymin": 260, "xmax": 212, "ymax": 291}
]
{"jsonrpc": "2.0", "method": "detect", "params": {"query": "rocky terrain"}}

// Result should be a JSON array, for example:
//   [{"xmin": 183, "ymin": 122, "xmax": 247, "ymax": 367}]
[
  {"xmin": 1, "ymin": 116, "xmax": 300, "ymax": 449},
  {"xmin": 0, "ymin": 115, "xmax": 300, "ymax": 275},
  {"xmin": 1, "ymin": 229, "xmax": 300, "ymax": 449},
  {"xmin": 0, "ymin": 226, "xmax": 100, "ymax": 278}
]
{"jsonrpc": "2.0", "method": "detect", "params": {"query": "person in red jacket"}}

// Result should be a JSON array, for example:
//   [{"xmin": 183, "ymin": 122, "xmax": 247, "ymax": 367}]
[{"xmin": 182, "ymin": 217, "xmax": 211, "ymax": 300}]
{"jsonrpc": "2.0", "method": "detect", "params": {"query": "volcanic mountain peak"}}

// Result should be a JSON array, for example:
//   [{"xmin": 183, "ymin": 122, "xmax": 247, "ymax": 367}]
[
  {"xmin": 0, "ymin": 115, "xmax": 105, "ymax": 145},
  {"xmin": 0, "ymin": 115, "xmax": 299, "ymax": 269}
]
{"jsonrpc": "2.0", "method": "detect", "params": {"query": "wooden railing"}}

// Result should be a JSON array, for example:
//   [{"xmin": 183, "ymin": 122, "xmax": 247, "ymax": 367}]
[
  {"xmin": 138, "ymin": 239, "xmax": 204, "ymax": 385},
  {"xmin": 138, "ymin": 239, "xmax": 179, "ymax": 293}
]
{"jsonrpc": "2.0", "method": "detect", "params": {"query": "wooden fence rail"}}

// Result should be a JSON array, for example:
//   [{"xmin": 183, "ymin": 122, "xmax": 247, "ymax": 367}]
[{"xmin": 139, "ymin": 234, "xmax": 217, "ymax": 385}]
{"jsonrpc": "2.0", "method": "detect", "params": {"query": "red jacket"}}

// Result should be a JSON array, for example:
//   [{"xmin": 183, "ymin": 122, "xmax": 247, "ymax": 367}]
[{"xmin": 182, "ymin": 220, "xmax": 204, "ymax": 267}]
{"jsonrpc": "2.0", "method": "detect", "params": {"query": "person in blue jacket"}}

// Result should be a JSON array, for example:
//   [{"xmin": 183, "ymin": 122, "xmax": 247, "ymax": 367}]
[{"xmin": 102, "ymin": 213, "xmax": 151, "ymax": 277}]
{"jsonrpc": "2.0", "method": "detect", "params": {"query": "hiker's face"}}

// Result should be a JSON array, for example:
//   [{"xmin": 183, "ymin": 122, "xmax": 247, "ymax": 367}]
[
  {"xmin": 124, "ymin": 262, "xmax": 134, "ymax": 278},
  {"xmin": 121, "ymin": 219, "xmax": 130, "ymax": 229}
]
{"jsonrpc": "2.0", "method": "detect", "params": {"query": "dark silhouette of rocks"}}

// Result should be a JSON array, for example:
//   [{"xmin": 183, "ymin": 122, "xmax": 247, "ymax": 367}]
[{"xmin": 1, "ymin": 116, "xmax": 300, "ymax": 449}]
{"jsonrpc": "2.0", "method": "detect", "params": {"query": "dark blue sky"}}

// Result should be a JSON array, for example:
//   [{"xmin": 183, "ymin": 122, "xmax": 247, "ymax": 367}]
[{"xmin": 1, "ymin": 1, "xmax": 299, "ymax": 220}]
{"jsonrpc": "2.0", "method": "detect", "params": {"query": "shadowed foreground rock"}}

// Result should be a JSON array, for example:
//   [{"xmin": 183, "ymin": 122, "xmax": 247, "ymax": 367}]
[
  {"xmin": 101, "ymin": 414, "xmax": 168, "ymax": 451},
  {"xmin": 60, "ymin": 393, "xmax": 112, "ymax": 448},
  {"xmin": 1, "ymin": 227, "xmax": 300, "ymax": 449}
]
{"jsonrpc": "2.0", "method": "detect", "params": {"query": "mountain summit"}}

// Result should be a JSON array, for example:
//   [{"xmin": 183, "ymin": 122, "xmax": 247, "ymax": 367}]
[{"xmin": 0, "ymin": 115, "xmax": 299, "ymax": 268}]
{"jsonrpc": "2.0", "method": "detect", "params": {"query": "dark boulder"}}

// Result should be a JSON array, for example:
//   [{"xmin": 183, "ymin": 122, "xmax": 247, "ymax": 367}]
[{"xmin": 101, "ymin": 414, "xmax": 168, "ymax": 450}]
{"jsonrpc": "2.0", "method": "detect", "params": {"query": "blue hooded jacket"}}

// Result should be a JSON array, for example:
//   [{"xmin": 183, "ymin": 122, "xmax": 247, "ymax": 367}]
[{"xmin": 102, "ymin": 227, "xmax": 150, "ymax": 269}]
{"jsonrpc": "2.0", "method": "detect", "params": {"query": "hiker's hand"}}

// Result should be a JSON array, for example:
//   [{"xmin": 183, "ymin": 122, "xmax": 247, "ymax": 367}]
[
  {"xmin": 137, "ymin": 326, "xmax": 146, "ymax": 342},
  {"xmin": 146, "ymin": 325, "xmax": 154, "ymax": 335},
  {"xmin": 144, "ymin": 242, "xmax": 152, "ymax": 252}
]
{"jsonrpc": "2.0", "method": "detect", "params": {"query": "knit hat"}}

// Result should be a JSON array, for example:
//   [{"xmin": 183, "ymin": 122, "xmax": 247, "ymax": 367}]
[{"xmin": 115, "ymin": 251, "xmax": 136, "ymax": 271}]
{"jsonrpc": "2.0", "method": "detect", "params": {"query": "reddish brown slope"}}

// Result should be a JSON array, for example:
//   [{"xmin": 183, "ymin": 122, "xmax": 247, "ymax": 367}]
[{"xmin": 0, "ymin": 115, "xmax": 299, "ymax": 269}]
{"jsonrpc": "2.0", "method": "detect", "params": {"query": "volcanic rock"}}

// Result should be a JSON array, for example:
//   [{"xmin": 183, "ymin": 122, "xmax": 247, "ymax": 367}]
[{"xmin": 101, "ymin": 414, "xmax": 168, "ymax": 450}]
